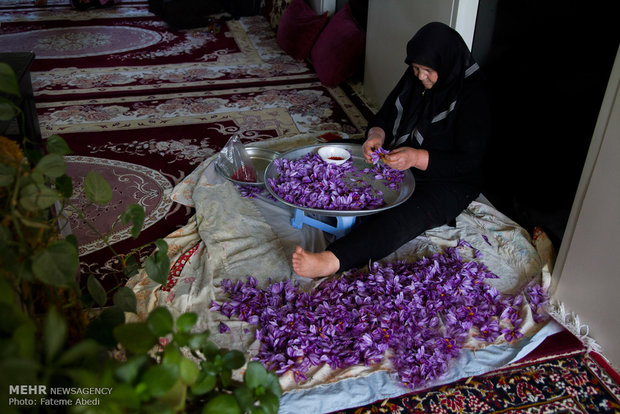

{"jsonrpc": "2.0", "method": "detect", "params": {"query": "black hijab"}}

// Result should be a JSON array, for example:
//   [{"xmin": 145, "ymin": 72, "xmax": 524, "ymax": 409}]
[{"xmin": 390, "ymin": 22, "xmax": 479, "ymax": 147}]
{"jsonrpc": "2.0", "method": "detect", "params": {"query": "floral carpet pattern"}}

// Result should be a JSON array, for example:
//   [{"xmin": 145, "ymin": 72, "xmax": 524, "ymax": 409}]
[
  {"xmin": 331, "ymin": 349, "xmax": 620, "ymax": 414},
  {"xmin": 0, "ymin": 0, "xmax": 372, "ymax": 288}
]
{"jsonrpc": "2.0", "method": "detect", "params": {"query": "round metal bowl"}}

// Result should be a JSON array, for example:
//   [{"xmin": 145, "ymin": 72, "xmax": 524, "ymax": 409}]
[
  {"xmin": 264, "ymin": 143, "xmax": 415, "ymax": 217},
  {"xmin": 215, "ymin": 147, "xmax": 280, "ymax": 187}
]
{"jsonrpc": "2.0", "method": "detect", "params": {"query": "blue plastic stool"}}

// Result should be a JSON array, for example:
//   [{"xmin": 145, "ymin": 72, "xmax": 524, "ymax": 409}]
[{"xmin": 291, "ymin": 209, "xmax": 356, "ymax": 239}]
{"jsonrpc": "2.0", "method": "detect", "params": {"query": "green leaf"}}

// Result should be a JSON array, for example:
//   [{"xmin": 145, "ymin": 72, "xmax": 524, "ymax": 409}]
[
  {"xmin": 113, "ymin": 287, "xmax": 137, "ymax": 313},
  {"xmin": 55, "ymin": 174, "xmax": 73, "ymax": 198},
  {"xmin": 12, "ymin": 321, "xmax": 36, "ymax": 359},
  {"xmin": 0, "ymin": 303, "xmax": 24, "ymax": 335},
  {"xmin": 142, "ymin": 364, "xmax": 179, "ymax": 398},
  {"xmin": 34, "ymin": 153, "xmax": 66, "ymax": 178},
  {"xmin": 121, "ymin": 204, "xmax": 145, "ymax": 239},
  {"xmin": 0, "ymin": 63, "xmax": 21, "ymax": 97},
  {"xmin": 146, "ymin": 307, "xmax": 174, "ymax": 338},
  {"xmin": 203, "ymin": 394, "xmax": 242, "ymax": 414},
  {"xmin": 114, "ymin": 355, "xmax": 149, "ymax": 384},
  {"xmin": 113, "ymin": 323, "xmax": 156, "ymax": 354},
  {"xmin": 144, "ymin": 239, "xmax": 170, "ymax": 285},
  {"xmin": 56, "ymin": 339, "xmax": 101, "ymax": 366},
  {"xmin": 30, "ymin": 170, "xmax": 44, "ymax": 185},
  {"xmin": 233, "ymin": 386, "xmax": 254, "ymax": 412},
  {"xmin": 123, "ymin": 254, "xmax": 140, "ymax": 278},
  {"xmin": 258, "ymin": 391, "xmax": 280, "ymax": 414},
  {"xmin": 0, "ymin": 163, "xmax": 15, "ymax": 187},
  {"xmin": 24, "ymin": 146, "xmax": 42, "ymax": 165},
  {"xmin": 173, "ymin": 331, "xmax": 189, "ymax": 348},
  {"xmin": 162, "ymin": 346, "xmax": 182, "ymax": 366},
  {"xmin": 201, "ymin": 340, "xmax": 219, "ymax": 360},
  {"xmin": 46, "ymin": 135, "xmax": 72, "ymax": 155},
  {"xmin": 85, "ymin": 306, "xmax": 125, "ymax": 347},
  {"xmin": 106, "ymin": 384, "xmax": 141, "ymax": 411},
  {"xmin": 263, "ymin": 372, "xmax": 282, "ymax": 398},
  {"xmin": 19, "ymin": 183, "xmax": 59, "ymax": 211},
  {"xmin": 87, "ymin": 274, "xmax": 107, "ymax": 307},
  {"xmin": 219, "ymin": 367, "xmax": 232, "ymax": 388},
  {"xmin": 190, "ymin": 372, "xmax": 216, "ymax": 395},
  {"xmin": 159, "ymin": 377, "xmax": 187, "ymax": 412},
  {"xmin": 0, "ymin": 276, "xmax": 14, "ymax": 305},
  {"xmin": 179, "ymin": 357, "xmax": 199, "ymax": 385},
  {"xmin": 32, "ymin": 240, "xmax": 78, "ymax": 288},
  {"xmin": 0, "ymin": 359, "xmax": 39, "ymax": 387},
  {"xmin": 83, "ymin": 170, "xmax": 112, "ymax": 205},
  {"xmin": 175, "ymin": 312, "xmax": 197, "ymax": 334},
  {"xmin": 44, "ymin": 307, "xmax": 67, "ymax": 363},
  {"xmin": 0, "ymin": 100, "xmax": 17, "ymax": 121},
  {"xmin": 222, "ymin": 350, "xmax": 245, "ymax": 370},
  {"xmin": 187, "ymin": 332, "xmax": 210, "ymax": 350},
  {"xmin": 65, "ymin": 234, "xmax": 79, "ymax": 251},
  {"xmin": 244, "ymin": 361, "xmax": 268, "ymax": 390}
]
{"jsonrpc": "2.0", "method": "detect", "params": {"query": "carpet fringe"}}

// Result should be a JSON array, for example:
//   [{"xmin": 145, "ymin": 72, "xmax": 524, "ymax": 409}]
[
  {"xmin": 542, "ymin": 257, "xmax": 604, "ymax": 356},
  {"xmin": 546, "ymin": 298, "xmax": 603, "ymax": 355}
]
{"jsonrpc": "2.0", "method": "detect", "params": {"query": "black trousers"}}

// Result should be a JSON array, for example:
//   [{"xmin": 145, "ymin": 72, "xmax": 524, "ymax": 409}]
[{"xmin": 326, "ymin": 179, "xmax": 480, "ymax": 272}]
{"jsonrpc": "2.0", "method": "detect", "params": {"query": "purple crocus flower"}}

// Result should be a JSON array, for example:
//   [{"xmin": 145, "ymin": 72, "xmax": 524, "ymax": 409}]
[
  {"xmin": 476, "ymin": 319, "xmax": 501, "ymax": 342},
  {"xmin": 501, "ymin": 326, "xmax": 524, "ymax": 342},
  {"xmin": 481, "ymin": 234, "xmax": 492, "ymax": 246},
  {"xmin": 369, "ymin": 147, "xmax": 390, "ymax": 165},
  {"xmin": 212, "ymin": 240, "xmax": 548, "ymax": 389},
  {"xmin": 525, "ymin": 282, "xmax": 549, "ymax": 323},
  {"xmin": 219, "ymin": 322, "xmax": 230, "ymax": 333}
]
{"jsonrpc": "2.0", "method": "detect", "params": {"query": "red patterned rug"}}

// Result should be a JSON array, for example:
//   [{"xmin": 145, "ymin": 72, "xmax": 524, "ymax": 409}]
[
  {"xmin": 330, "ymin": 331, "xmax": 620, "ymax": 413},
  {"xmin": 0, "ymin": 2, "xmax": 374, "ymax": 293}
]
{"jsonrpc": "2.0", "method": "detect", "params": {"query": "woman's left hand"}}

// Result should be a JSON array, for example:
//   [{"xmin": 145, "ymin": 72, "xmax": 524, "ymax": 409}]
[{"xmin": 384, "ymin": 147, "xmax": 429, "ymax": 171}]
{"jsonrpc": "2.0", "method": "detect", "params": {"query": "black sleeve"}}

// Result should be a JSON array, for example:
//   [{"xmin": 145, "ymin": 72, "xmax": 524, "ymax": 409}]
[
  {"xmin": 366, "ymin": 68, "xmax": 413, "ymax": 147},
  {"xmin": 425, "ymin": 84, "xmax": 491, "ymax": 178}
]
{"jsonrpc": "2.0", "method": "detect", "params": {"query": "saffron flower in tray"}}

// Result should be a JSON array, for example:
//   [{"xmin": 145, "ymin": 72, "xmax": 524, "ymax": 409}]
[
  {"xmin": 266, "ymin": 151, "xmax": 405, "ymax": 211},
  {"xmin": 211, "ymin": 240, "xmax": 549, "ymax": 388},
  {"xmin": 370, "ymin": 147, "xmax": 390, "ymax": 165}
]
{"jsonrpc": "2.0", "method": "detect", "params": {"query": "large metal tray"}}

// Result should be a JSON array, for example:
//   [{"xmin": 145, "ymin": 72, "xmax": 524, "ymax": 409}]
[
  {"xmin": 264, "ymin": 143, "xmax": 415, "ymax": 217},
  {"xmin": 215, "ymin": 147, "xmax": 280, "ymax": 187}
]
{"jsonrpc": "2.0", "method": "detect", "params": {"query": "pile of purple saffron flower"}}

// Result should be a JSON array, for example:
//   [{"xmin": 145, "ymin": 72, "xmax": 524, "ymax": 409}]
[
  {"xmin": 266, "ymin": 151, "xmax": 405, "ymax": 210},
  {"xmin": 211, "ymin": 240, "xmax": 548, "ymax": 388}
]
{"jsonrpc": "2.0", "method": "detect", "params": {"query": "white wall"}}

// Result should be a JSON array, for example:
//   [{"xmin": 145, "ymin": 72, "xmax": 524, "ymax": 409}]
[
  {"xmin": 363, "ymin": 0, "xmax": 478, "ymax": 108},
  {"xmin": 307, "ymin": 0, "xmax": 336, "ymax": 15},
  {"xmin": 455, "ymin": 0, "xmax": 478, "ymax": 48},
  {"xmin": 552, "ymin": 46, "xmax": 620, "ymax": 368}
]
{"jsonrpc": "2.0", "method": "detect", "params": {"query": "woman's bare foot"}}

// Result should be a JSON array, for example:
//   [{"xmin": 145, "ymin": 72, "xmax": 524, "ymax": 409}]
[{"xmin": 292, "ymin": 246, "xmax": 340, "ymax": 278}]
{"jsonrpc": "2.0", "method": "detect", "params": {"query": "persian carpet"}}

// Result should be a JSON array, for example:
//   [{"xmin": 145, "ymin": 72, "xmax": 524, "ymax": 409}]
[
  {"xmin": 0, "ymin": 0, "xmax": 373, "ymax": 293},
  {"xmin": 329, "ymin": 330, "xmax": 620, "ymax": 414}
]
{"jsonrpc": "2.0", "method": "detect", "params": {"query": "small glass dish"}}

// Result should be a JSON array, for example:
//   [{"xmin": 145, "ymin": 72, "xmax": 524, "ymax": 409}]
[{"xmin": 317, "ymin": 146, "xmax": 350, "ymax": 165}]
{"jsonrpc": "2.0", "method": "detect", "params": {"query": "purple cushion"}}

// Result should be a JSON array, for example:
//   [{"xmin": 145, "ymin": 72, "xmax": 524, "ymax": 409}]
[
  {"xmin": 276, "ymin": 0, "xmax": 328, "ymax": 61},
  {"xmin": 311, "ymin": 2, "xmax": 366, "ymax": 87}
]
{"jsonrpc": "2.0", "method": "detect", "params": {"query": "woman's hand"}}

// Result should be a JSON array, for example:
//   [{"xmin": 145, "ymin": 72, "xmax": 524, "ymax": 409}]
[
  {"xmin": 384, "ymin": 147, "xmax": 429, "ymax": 171},
  {"xmin": 362, "ymin": 127, "xmax": 386, "ymax": 163}
]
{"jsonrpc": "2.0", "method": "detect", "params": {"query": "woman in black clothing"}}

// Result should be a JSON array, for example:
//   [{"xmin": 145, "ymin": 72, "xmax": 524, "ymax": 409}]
[{"xmin": 292, "ymin": 22, "xmax": 491, "ymax": 278}]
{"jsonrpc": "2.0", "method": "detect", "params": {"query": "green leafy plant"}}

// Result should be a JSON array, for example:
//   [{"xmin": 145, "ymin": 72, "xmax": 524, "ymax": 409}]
[{"xmin": 0, "ymin": 62, "xmax": 282, "ymax": 413}]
